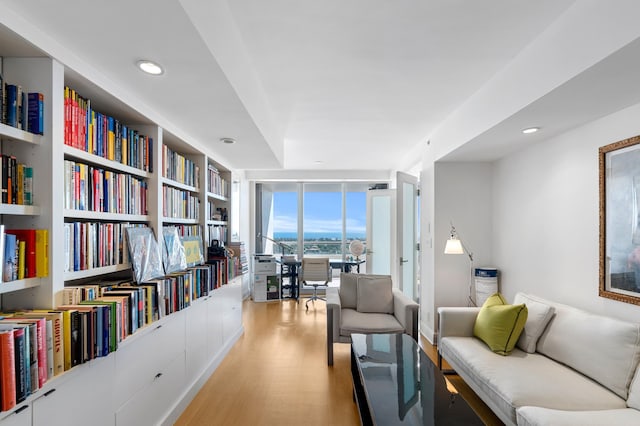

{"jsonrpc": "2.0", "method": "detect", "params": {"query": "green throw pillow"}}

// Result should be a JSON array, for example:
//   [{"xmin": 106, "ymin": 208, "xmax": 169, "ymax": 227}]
[{"xmin": 473, "ymin": 293, "xmax": 528, "ymax": 356}]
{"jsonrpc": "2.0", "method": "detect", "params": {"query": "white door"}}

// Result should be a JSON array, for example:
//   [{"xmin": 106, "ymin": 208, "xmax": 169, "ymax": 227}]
[
  {"xmin": 366, "ymin": 189, "xmax": 396, "ymax": 279},
  {"xmin": 397, "ymin": 172, "xmax": 419, "ymax": 302}
]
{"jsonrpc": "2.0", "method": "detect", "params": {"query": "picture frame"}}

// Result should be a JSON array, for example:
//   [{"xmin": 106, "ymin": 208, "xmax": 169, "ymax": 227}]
[{"xmin": 599, "ymin": 134, "xmax": 640, "ymax": 305}]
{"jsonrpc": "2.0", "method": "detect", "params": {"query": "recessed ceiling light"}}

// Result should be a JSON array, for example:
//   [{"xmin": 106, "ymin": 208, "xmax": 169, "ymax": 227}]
[
  {"xmin": 136, "ymin": 60, "xmax": 164, "ymax": 75},
  {"xmin": 220, "ymin": 138, "xmax": 236, "ymax": 144},
  {"xmin": 522, "ymin": 127, "xmax": 540, "ymax": 134}
]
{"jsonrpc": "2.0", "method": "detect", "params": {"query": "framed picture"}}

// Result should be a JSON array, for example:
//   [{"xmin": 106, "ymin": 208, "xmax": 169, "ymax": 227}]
[{"xmin": 599, "ymin": 134, "xmax": 640, "ymax": 305}]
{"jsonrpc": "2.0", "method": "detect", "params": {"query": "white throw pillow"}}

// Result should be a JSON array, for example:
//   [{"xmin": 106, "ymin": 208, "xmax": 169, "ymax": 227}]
[{"xmin": 514, "ymin": 293, "xmax": 555, "ymax": 353}]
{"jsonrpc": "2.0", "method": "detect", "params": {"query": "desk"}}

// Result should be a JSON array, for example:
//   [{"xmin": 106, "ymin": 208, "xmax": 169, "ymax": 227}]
[{"xmin": 277, "ymin": 258, "xmax": 365, "ymax": 300}]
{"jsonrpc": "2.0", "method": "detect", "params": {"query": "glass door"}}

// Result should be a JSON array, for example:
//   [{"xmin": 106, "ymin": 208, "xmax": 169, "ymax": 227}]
[
  {"xmin": 397, "ymin": 172, "xmax": 419, "ymax": 301},
  {"xmin": 366, "ymin": 189, "xmax": 396, "ymax": 277}
]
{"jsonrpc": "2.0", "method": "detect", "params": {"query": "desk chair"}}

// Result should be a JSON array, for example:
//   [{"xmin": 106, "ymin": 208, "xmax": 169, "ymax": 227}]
[{"xmin": 300, "ymin": 257, "xmax": 330, "ymax": 310}]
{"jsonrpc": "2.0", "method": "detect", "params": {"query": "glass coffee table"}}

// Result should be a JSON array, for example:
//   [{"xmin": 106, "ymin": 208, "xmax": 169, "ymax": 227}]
[{"xmin": 351, "ymin": 333, "xmax": 483, "ymax": 425}]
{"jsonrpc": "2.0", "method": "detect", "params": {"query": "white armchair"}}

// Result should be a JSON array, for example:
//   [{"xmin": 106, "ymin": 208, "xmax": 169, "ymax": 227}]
[{"xmin": 326, "ymin": 273, "xmax": 419, "ymax": 366}]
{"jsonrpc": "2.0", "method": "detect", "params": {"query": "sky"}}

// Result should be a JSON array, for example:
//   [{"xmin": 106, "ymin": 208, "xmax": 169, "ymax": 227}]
[{"xmin": 272, "ymin": 191, "xmax": 366, "ymax": 235}]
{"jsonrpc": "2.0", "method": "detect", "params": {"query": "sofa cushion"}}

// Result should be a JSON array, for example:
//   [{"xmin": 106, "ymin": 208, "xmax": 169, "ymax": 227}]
[
  {"xmin": 516, "ymin": 406, "xmax": 640, "ymax": 426},
  {"xmin": 339, "ymin": 273, "xmax": 358, "ymax": 309},
  {"xmin": 356, "ymin": 275, "xmax": 393, "ymax": 314},
  {"xmin": 473, "ymin": 293, "xmax": 528, "ymax": 355},
  {"xmin": 439, "ymin": 336, "xmax": 627, "ymax": 425},
  {"xmin": 340, "ymin": 308, "xmax": 404, "ymax": 336},
  {"xmin": 535, "ymin": 297, "xmax": 640, "ymax": 399},
  {"xmin": 627, "ymin": 364, "xmax": 640, "ymax": 410},
  {"xmin": 514, "ymin": 293, "xmax": 555, "ymax": 353}
]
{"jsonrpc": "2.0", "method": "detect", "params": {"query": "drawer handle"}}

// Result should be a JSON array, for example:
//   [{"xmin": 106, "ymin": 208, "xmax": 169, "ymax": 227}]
[
  {"xmin": 154, "ymin": 373, "xmax": 163, "ymax": 380},
  {"xmin": 44, "ymin": 389, "xmax": 56, "ymax": 397},
  {"xmin": 155, "ymin": 324, "xmax": 163, "ymax": 331},
  {"xmin": 14, "ymin": 405, "xmax": 29, "ymax": 414}
]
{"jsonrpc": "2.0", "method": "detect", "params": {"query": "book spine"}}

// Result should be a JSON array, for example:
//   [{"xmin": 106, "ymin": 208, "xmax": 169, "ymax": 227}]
[{"xmin": 0, "ymin": 330, "xmax": 16, "ymax": 411}]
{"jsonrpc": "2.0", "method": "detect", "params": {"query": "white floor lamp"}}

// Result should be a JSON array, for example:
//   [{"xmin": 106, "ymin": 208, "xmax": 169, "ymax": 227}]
[{"xmin": 444, "ymin": 223, "xmax": 476, "ymax": 307}]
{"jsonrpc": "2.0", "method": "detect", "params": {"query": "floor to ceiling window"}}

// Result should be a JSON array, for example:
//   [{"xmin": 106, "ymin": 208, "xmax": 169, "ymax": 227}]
[{"xmin": 255, "ymin": 181, "xmax": 374, "ymax": 265}]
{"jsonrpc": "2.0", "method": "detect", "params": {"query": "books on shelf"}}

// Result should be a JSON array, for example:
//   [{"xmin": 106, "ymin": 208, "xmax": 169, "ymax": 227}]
[
  {"xmin": 0, "ymin": 154, "xmax": 34, "ymax": 206},
  {"xmin": 162, "ymin": 145, "xmax": 199, "ymax": 188},
  {"xmin": 0, "ymin": 78, "xmax": 44, "ymax": 134},
  {"xmin": 64, "ymin": 87, "xmax": 153, "ymax": 172},
  {"xmin": 1, "ymin": 228, "xmax": 48, "ymax": 282},
  {"xmin": 162, "ymin": 185, "xmax": 200, "ymax": 220},
  {"xmin": 63, "ymin": 222, "xmax": 141, "ymax": 273},
  {"xmin": 63, "ymin": 159, "xmax": 148, "ymax": 215},
  {"xmin": 208, "ymin": 224, "xmax": 228, "ymax": 247},
  {"xmin": 207, "ymin": 164, "xmax": 228, "ymax": 198},
  {"xmin": 227, "ymin": 242, "xmax": 248, "ymax": 277}
]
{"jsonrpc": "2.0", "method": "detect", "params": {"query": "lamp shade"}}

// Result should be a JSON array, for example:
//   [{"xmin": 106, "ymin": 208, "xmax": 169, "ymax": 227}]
[{"xmin": 444, "ymin": 237, "xmax": 464, "ymax": 254}]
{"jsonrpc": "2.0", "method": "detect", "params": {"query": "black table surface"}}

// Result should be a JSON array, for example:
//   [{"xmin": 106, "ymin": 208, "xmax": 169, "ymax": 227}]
[{"xmin": 351, "ymin": 333, "xmax": 483, "ymax": 425}]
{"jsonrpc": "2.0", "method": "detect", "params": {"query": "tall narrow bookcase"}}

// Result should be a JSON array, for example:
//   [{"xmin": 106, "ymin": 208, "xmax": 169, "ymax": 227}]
[{"xmin": 0, "ymin": 54, "xmax": 244, "ymax": 426}]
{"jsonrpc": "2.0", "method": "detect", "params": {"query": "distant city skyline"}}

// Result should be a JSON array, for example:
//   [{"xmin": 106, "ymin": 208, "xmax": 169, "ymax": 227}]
[{"xmin": 272, "ymin": 190, "xmax": 366, "ymax": 237}]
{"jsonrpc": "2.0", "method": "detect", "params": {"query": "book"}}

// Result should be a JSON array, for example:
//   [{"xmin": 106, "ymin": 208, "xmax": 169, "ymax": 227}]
[
  {"xmin": 11, "ymin": 327, "xmax": 27, "ymax": 403},
  {"xmin": 162, "ymin": 226, "xmax": 187, "ymax": 274},
  {"xmin": 23, "ymin": 166, "xmax": 33, "ymax": 206},
  {"xmin": 27, "ymin": 92, "xmax": 44, "ymax": 135},
  {"xmin": 35, "ymin": 229, "xmax": 48, "ymax": 278},
  {"xmin": 3, "ymin": 233, "xmax": 17, "ymax": 282},
  {"xmin": 0, "ymin": 329, "xmax": 16, "ymax": 411},
  {"xmin": 19, "ymin": 311, "xmax": 63, "ymax": 377},
  {"xmin": 125, "ymin": 226, "xmax": 163, "ymax": 283},
  {"xmin": 0, "ymin": 317, "xmax": 47, "ymax": 389},
  {"xmin": 6, "ymin": 229, "xmax": 36, "ymax": 279},
  {"xmin": 17, "ymin": 240, "xmax": 25, "ymax": 280},
  {"xmin": 5, "ymin": 85, "xmax": 17, "ymax": 127}
]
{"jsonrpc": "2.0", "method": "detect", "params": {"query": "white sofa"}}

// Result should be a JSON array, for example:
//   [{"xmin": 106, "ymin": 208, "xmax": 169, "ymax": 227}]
[{"xmin": 438, "ymin": 293, "xmax": 640, "ymax": 426}]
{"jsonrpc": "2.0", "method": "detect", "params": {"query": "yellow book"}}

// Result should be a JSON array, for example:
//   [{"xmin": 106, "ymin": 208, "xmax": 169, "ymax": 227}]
[
  {"xmin": 108, "ymin": 124, "xmax": 115, "ymax": 161},
  {"xmin": 17, "ymin": 241, "xmax": 25, "ymax": 280},
  {"xmin": 122, "ymin": 130, "xmax": 127, "ymax": 165},
  {"xmin": 61, "ymin": 309, "xmax": 72, "ymax": 371},
  {"xmin": 35, "ymin": 229, "xmax": 48, "ymax": 278},
  {"xmin": 16, "ymin": 164, "xmax": 24, "ymax": 205}
]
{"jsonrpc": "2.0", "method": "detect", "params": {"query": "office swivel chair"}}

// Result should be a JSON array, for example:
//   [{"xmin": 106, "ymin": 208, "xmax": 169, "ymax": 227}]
[{"xmin": 300, "ymin": 257, "xmax": 330, "ymax": 310}]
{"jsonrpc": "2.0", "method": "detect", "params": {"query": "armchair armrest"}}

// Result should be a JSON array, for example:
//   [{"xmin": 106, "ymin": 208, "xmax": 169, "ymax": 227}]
[
  {"xmin": 392, "ymin": 289, "xmax": 419, "ymax": 341},
  {"xmin": 437, "ymin": 307, "xmax": 481, "ymax": 340},
  {"xmin": 326, "ymin": 287, "xmax": 342, "ymax": 366}
]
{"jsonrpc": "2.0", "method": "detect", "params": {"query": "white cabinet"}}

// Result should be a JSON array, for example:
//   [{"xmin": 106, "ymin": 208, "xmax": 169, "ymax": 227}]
[
  {"xmin": 206, "ymin": 292, "xmax": 224, "ymax": 359},
  {"xmin": 0, "ymin": 404, "xmax": 30, "ymax": 426},
  {"xmin": 185, "ymin": 298, "xmax": 209, "ymax": 384},
  {"xmin": 32, "ymin": 357, "xmax": 115, "ymax": 426},
  {"xmin": 220, "ymin": 281, "xmax": 243, "ymax": 344},
  {"xmin": 115, "ymin": 354, "xmax": 185, "ymax": 426}
]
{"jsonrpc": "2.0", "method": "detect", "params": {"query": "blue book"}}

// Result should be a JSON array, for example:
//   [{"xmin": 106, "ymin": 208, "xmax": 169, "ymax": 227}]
[
  {"xmin": 4, "ymin": 233, "xmax": 17, "ymax": 281},
  {"xmin": 27, "ymin": 93, "xmax": 44, "ymax": 135},
  {"xmin": 6, "ymin": 85, "xmax": 17, "ymax": 127}
]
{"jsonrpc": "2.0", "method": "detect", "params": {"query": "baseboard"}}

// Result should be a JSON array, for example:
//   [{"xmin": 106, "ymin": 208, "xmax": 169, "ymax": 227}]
[
  {"xmin": 420, "ymin": 322, "xmax": 436, "ymax": 345},
  {"xmin": 161, "ymin": 326, "xmax": 246, "ymax": 426}
]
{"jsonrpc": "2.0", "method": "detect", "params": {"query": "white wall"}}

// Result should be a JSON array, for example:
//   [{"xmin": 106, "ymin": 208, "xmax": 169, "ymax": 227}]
[{"xmin": 493, "ymin": 101, "xmax": 640, "ymax": 323}]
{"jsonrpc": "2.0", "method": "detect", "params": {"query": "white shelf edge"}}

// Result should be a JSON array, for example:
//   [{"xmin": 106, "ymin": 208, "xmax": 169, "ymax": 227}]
[
  {"xmin": 64, "ymin": 263, "xmax": 132, "ymax": 281},
  {"xmin": 162, "ymin": 217, "xmax": 200, "ymax": 225},
  {"xmin": 206, "ymin": 220, "xmax": 228, "ymax": 226},
  {"xmin": 0, "ymin": 122, "xmax": 42, "ymax": 145},
  {"xmin": 64, "ymin": 209, "xmax": 149, "ymax": 222},
  {"xmin": 161, "ymin": 177, "xmax": 199, "ymax": 193},
  {"xmin": 0, "ymin": 277, "xmax": 42, "ymax": 294},
  {"xmin": 0, "ymin": 203, "xmax": 41, "ymax": 216},
  {"xmin": 206, "ymin": 192, "xmax": 228, "ymax": 202},
  {"xmin": 63, "ymin": 145, "xmax": 151, "ymax": 178}
]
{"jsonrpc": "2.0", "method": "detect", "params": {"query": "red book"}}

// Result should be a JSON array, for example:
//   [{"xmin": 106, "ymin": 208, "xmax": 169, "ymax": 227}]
[
  {"xmin": 0, "ymin": 329, "xmax": 16, "ymax": 411},
  {"xmin": 5, "ymin": 230, "xmax": 36, "ymax": 279},
  {"xmin": 1, "ymin": 317, "xmax": 47, "ymax": 389}
]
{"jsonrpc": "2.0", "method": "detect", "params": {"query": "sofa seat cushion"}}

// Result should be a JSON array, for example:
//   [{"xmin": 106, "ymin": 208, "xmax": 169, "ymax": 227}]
[
  {"xmin": 516, "ymin": 406, "xmax": 640, "ymax": 426},
  {"xmin": 440, "ymin": 336, "xmax": 626, "ymax": 424},
  {"xmin": 339, "ymin": 308, "xmax": 404, "ymax": 336}
]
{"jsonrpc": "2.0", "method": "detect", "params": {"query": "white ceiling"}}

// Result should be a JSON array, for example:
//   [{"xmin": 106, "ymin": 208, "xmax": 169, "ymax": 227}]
[{"xmin": 3, "ymin": 0, "xmax": 624, "ymax": 172}]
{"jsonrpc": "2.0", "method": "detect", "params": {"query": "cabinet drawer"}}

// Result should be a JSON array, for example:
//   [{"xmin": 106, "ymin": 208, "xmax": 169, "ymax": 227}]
[
  {"xmin": 114, "ymin": 313, "xmax": 185, "ymax": 407},
  {"xmin": 115, "ymin": 354, "xmax": 186, "ymax": 426},
  {"xmin": 0, "ymin": 404, "xmax": 31, "ymax": 426}
]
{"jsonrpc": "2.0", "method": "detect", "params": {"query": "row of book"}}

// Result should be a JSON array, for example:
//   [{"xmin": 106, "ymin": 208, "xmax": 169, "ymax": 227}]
[
  {"xmin": 63, "ymin": 160, "xmax": 148, "ymax": 215},
  {"xmin": 207, "ymin": 164, "xmax": 228, "ymax": 198},
  {"xmin": 162, "ymin": 185, "xmax": 200, "ymax": 220},
  {"xmin": 227, "ymin": 242, "xmax": 248, "ymax": 278},
  {"xmin": 0, "ymin": 260, "xmax": 228, "ymax": 412},
  {"xmin": 162, "ymin": 145, "xmax": 199, "ymax": 188},
  {"xmin": 1, "ymin": 227, "xmax": 48, "ymax": 282},
  {"xmin": 207, "ymin": 200, "xmax": 228, "ymax": 222},
  {"xmin": 1, "ymin": 154, "xmax": 33, "ymax": 206},
  {"xmin": 0, "ymin": 77, "xmax": 44, "ymax": 134},
  {"xmin": 63, "ymin": 222, "xmax": 145, "ymax": 273},
  {"xmin": 64, "ymin": 87, "xmax": 154, "ymax": 172},
  {"xmin": 173, "ymin": 224, "xmax": 201, "ymax": 237},
  {"xmin": 208, "ymin": 224, "xmax": 228, "ymax": 247}
]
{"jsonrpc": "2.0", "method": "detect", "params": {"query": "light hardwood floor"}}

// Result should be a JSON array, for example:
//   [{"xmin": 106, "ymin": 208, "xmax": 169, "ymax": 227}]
[{"xmin": 175, "ymin": 298, "xmax": 503, "ymax": 425}]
